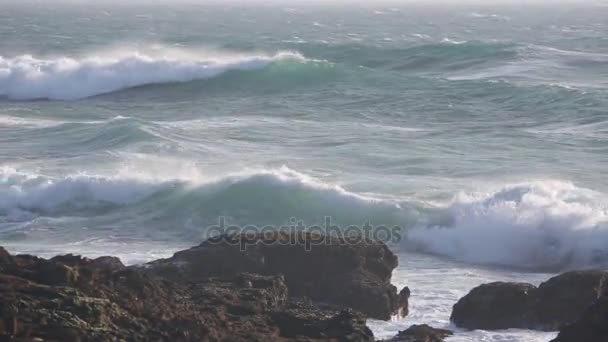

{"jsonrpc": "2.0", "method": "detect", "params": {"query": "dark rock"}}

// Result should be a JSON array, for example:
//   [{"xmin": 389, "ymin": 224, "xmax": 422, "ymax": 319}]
[
  {"xmin": 398, "ymin": 287, "xmax": 411, "ymax": 318},
  {"xmin": 451, "ymin": 282, "xmax": 537, "ymax": 330},
  {"xmin": 451, "ymin": 270, "xmax": 608, "ymax": 331},
  {"xmin": 535, "ymin": 270, "xmax": 608, "ymax": 330},
  {"xmin": 0, "ymin": 252, "xmax": 126, "ymax": 287},
  {"xmin": 551, "ymin": 297, "xmax": 608, "ymax": 342},
  {"xmin": 0, "ymin": 247, "xmax": 375, "ymax": 341},
  {"xmin": 272, "ymin": 301, "xmax": 373, "ymax": 341},
  {"xmin": 148, "ymin": 231, "xmax": 402, "ymax": 320},
  {"xmin": 0, "ymin": 247, "xmax": 11, "ymax": 264},
  {"xmin": 383, "ymin": 324, "xmax": 453, "ymax": 342}
]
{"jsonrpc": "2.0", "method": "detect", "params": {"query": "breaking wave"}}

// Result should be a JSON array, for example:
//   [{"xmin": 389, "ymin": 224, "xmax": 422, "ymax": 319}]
[
  {"xmin": 0, "ymin": 167, "xmax": 170, "ymax": 218},
  {"xmin": 408, "ymin": 181, "xmax": 608, "ymax": 271},
  {"xmin": 0, "ymin": 166, "xmax": 406, "ymax": 225},
  {"xmin": 0, "ymin": 49, "xmax": 310, "ymax": 100},
  {"xmin": 2, "ymin": 166, "xmax": 607, "ymax": 271}
]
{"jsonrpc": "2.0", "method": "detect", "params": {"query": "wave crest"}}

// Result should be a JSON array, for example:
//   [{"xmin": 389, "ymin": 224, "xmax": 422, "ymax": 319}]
[
  {"xmin": 408, "ymin": 181, "xmax": 608, "ymax": 271},
  {"xmin": 0, "ymin": 167, "xmax": 170, "ymax": 219},
  {"xmin": 0, "ymin": 166, "xmax": 405, "ymax": 224},
  {"xmin": 0, "ymin": 49, "xmax": 308, "ymax": 100},
  {"xmin": 3, "ymin": 165, "xmax": 608, "ymax": 271}
]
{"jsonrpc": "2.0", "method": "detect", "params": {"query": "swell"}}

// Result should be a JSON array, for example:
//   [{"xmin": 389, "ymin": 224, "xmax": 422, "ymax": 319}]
[
  {"xmin": 2, "ymin": 41, "xmax": 604, "ymax": 101},
  {"xmin": 442, "ymin": 43, "xmax": 608, "ymax": 88},
  {"xmin": 0, "ymin": 116, "xmax": 155, "ymax": 157},
  {"xmin": 295, "ymin": 41, "xmax": 519, "ymax": 72},
  {"xmin": 0, "ymin": 49, "xmax": 316, "ymax": 100},
  {"xmin": 302, "ymin": 40, "xmax": 608, "ymax": 89},
  {"xmin": 0, "ymin": 166, "xmax": 407, "ymax": 225},
  {"xmin": 1, "ymin": 166, "xmax": 607, "ymax": 271},
  {"xmin": 290, "ymin": 40, "xmax": 608, "ymax": 94}
]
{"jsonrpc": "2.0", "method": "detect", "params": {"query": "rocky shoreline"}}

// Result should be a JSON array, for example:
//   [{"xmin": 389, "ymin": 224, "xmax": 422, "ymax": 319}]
[
  {"xmin": 1, "ymin": 233, "xmax": 606, "ymax": 341},
  {"xmin": 451, "ymin": 270, "xmax": 608, "ymax": 342}
]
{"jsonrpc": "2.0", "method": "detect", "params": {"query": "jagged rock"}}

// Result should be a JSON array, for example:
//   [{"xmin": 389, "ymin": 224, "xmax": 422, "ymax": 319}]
[
  {"xmin": 272, "ymin": 300, "xmax": 373, "ymax": 341},
  {"xmin": 551, "ymin": 297, "xmax": 608, "ymax": 342},
  {"xmin": 383, "ymin": 324, "xmax": 453, "ymax": 342},
  {"xmin": 451, "ymin": 270, "xmax": 608, "ymax": 331},
  {"xmin": 451, "ymin": 282, "xmax": 537, "ymax": 330},
  {"xmin": 0, "ymin": 248, "xmax": 375, "ymax": 341},
  {"xmin": 0, "ymin": 252, "xmax": 126, "ymax": 287},
  {"xmin": 398, "ymin": 287, "xmax": 411, "ymax": 318},
  {"xmin": 148, "ymin": 231, "xmax": 403, "ymax": 320}
]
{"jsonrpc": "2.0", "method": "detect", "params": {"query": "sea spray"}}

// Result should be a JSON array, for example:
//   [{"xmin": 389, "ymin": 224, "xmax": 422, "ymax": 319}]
[
  {"xmin": 408, "ymin": 181, "xmax": 608, "ymax": 270},
  {"xmin": 0, "ymin": 50, "xmax": 309, "ymax": 100},
  {"xmin": 2, "ymin": 166, "xmax": 608, "ymax": 271}
]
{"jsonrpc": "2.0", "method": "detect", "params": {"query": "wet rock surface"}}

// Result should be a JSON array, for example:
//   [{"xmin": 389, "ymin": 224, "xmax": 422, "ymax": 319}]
[
  {"xmin": 382, "ymin": 324, "xmax": 453, "ymax": 342},
  {"xmin": 534, "ymin": 270, "xmax": 608, "ymax": 330},
  {"xmin": 551, "ymin": 296, "xmax": 608, "ymax": 342},
  {"xmin": 451, "ymin": 282, "xmax": 538, "ymax": 330},
  {"xmin": 0, "ymin": 245, "xmax": 375, "ymax": 341},
  {"xmin": 148, "ymin": 232, "xmax": 404, "ymax": 320},
  {"xmin": 397, "ymin": 287, "xmax": 410, "ymax": 318},
  {"xmin": 451, "ymin": 270, "xmax": 608, "ymax": 331}
]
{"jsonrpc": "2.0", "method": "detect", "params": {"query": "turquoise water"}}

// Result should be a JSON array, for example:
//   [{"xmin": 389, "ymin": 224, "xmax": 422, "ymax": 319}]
[{"xmin": 1, "ymin": 2, "xmax": 607, "ymax": 340}]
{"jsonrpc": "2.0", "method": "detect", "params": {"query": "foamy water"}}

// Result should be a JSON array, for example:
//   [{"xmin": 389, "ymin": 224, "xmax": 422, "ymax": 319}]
[
  {"xmin": 369, "ymin": 252, "xmax": 558, "ymax": 341},
  {"xmin": 0, "ymin": 50, "xmax": 308, "ymax": 100}
]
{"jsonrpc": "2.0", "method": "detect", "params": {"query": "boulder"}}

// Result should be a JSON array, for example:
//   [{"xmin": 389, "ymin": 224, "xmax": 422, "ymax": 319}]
[
  {"xmin": 0, "ymin": 247, "xmax": 375, "ymax": 341},
  {"xmin": 148, "ymin": 231, "xmax": 403, "ymax": 320},
  {"xmin": 535, "ymin": 270, "xmax": 608, "ymax": 330},
  {"xmin": 383, "ymin": 324, "xmax": 453, "ymax": 342},
  {"xmin": 451, "ymin": 282, "xmax": 537, "ymax": 330},
  {"xmin": 451, "ymin": 270, "xmax": 608, "ymax": 331},
  {"xmin": 551, "ymin": 297, "xmax": 608, "ymax": 342}
]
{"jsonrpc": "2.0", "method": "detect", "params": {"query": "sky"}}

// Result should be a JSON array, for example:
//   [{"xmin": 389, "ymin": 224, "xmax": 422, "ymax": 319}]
[{"xmin": 2, "ymin": 0, "xmax": 606, "ymax": 4}]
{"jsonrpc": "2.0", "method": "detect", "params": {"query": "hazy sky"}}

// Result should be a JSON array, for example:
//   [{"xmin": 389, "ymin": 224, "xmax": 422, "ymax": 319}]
[{"xmin": 2, "ymin": 0, "xmax": 606, "ymax": 4}]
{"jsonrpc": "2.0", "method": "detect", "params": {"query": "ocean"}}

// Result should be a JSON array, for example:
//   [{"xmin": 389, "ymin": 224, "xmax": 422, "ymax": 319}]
[{"xmin": 1, "ymin": 1, "xmax": 607, "ymax": 340}]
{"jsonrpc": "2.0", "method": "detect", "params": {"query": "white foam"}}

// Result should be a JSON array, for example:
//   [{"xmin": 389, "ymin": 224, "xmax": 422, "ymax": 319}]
[
  {"xmin": 368, "ymin": 251, "xmax": 558, "ymax": 341},
  {"xmin": 441, "ymin": 38, "xmax": 468, "ymax": 45},
  {"xmin": 0, "ymin": 48, "xmax": 307, "ymax": 100},
  {"xmin": 407, "ymin": 180, "xmax": 608, "ymax": 270},
  {"xmin": 4, "ymin": 164, "xmax": 608, "ymax": 271},
  {"xmin": 470, "ymin": 12, "xmax": 510, "ymax": 20},
  {"xmin": 0, "ymin": 114, "xmax": 135, "ymax": 129},
  {"xmin": 0, "ymin": 165, "xmax": 392, "ymax": 218},
  {"xmin": 0, "ymin": 115, "xmax": 64, "ymax": 128},
  {"xmin": 526, "ymin": 120, "xmax": 608, "ymax": 140},
  {"xmin": 0, "ymin": 166, "xmax": 171, "ymax": 215},
  {"xmin": 411, "ymin": 33, "xmax": 431, "ymax": 39}
]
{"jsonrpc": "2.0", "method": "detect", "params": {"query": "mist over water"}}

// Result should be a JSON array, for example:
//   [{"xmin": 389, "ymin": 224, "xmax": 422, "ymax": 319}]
[{"xmin": 1, "ymin": 2, "xmax": 607, "ymax": 340}]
